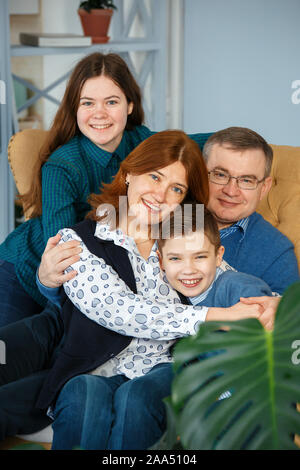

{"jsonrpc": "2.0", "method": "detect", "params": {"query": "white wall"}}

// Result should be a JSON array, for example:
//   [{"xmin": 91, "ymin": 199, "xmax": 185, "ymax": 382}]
[
  {"xmin": 183, "ymin": 0, "xmax": 300, "ymax": 145},
  {"xmin": 41, "ymin": 0, "xmax": 184, "ymax": 130},
  {"xmin": 41, "ymin": 0, "xmax": 84, "ymax": 129},
  {"xmin": 9, "ymin": 0, "xmax": 39, "ymax": 15}
]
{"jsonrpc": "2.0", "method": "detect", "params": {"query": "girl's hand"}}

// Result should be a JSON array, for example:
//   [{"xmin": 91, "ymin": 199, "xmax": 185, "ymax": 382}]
[{"xmin": 38, "ymin": 233, "xmax": 81, "ymax": 288}]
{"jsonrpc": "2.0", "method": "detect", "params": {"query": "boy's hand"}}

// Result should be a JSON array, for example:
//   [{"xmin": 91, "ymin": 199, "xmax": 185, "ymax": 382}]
[{"xmin": 38, "ymin": 233, "xmax": 81, "ymax": 288}]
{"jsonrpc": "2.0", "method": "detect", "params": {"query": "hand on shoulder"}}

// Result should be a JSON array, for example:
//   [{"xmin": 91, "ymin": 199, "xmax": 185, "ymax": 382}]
[{"xmin": 38, "ymin": 231, "xmax": 82, "ymax": 288}]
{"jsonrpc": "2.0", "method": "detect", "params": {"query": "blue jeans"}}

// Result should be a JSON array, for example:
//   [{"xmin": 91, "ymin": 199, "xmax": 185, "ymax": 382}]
[
  {"xmin": 0, "ymin": 260, "xmax": 43, "ymax": 327},
  {"xmin": 51, "ymin": 362, "xmax": 174, "ymax": 450},
  {"xmin": 0, "ymin": 302, "xmax": 64, "ymax": 439}
]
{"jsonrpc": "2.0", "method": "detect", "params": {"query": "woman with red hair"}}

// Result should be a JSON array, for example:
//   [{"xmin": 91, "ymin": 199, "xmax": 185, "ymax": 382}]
[{"xmin": 35, "ymin": 129, "xmax": 209, "ymax": 450}]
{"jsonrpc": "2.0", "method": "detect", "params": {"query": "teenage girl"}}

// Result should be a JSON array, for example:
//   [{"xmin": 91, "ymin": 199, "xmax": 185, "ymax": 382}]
[{"xmin": 0, "ymin": 52, "xmax": 212, "ymax": 326}]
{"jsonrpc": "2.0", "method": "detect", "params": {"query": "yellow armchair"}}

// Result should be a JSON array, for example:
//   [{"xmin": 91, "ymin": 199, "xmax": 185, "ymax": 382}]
[
  {"xmin": 2, "ymin": 130, "xmax": 300, "ymax": 450},
  {"xmin": 257, "ymin": 144, "xmax": 300, "ymax": 269},
  {"xmin": 7, "ymin": 128, "xmax": 48, "ymax": 220},
  {"xmin": 7, "ymin": 131, "xmax": 300, "ymax": 268}
]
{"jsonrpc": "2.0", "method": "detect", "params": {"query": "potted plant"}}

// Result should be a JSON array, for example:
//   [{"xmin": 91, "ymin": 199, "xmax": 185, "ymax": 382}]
[
  {"xmin": 78, "ymin": 0, "xmax": 117, "ymax": 44},
  {"xmin": 153, "ymin": 281, "xmax": 300, "ymax": 450}
]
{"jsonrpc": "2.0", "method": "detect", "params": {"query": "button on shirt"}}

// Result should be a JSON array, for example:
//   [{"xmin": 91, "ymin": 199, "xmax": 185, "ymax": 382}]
[{"xmin": 59, "ymin": 224, "xmax": 208, "ymax": 379}]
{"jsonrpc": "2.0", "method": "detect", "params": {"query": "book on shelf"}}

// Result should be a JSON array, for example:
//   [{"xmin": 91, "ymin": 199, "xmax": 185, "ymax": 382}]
[{"xmin": 19, "ymin": 33, "xmax": 92, "ymax": 47}]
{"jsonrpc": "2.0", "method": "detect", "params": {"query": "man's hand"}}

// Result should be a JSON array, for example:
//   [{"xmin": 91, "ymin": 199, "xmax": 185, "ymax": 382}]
[
  {"xmin": 38, "ymin": 233, "xmax": 82, "ymax": 288},
  {"xmin": 239, "ymin": 296, "xmax": 281, "ymax": 331}
]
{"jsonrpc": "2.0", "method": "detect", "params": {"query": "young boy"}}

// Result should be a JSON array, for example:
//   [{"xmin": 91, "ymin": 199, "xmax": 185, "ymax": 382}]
[
  {"xmin": 157, "ymin": 204, "xmax": 273, "ymax": 314},
  {"xmin": 156, "ymin": 204, "xmax": 276, "ymax": 403}
]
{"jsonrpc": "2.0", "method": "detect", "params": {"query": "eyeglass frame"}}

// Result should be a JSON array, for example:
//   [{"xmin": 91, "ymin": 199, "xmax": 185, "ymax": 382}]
[{"xmin": 207, "ymin": 169, "xmax": 266, "ymax": 190}]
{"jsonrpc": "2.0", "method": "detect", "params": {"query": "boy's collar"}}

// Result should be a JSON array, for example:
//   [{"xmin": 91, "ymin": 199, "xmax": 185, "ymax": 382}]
[{"xmin": 187, "ymin": 267, "xmax": 223, "ymax": 305}]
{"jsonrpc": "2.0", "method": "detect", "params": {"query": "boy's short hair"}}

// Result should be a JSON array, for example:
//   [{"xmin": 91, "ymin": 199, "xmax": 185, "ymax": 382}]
[{"xmin": 157, "ymin": 202, "xmax": 221, "ymax": 253}]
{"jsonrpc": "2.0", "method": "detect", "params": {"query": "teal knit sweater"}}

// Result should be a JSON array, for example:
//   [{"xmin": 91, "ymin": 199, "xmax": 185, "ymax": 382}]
[{"xmin": 0, "ymin": 126, "xmax": 212, "ymax": 307}]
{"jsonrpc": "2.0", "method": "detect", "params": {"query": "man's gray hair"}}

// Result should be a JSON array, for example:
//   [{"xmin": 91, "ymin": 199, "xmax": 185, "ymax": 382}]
[{"xmin": 203, "ymin": 127, "xmax": 273, "ymax": 177}]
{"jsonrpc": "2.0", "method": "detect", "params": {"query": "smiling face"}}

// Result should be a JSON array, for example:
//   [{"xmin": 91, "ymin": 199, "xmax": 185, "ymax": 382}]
[
  {"xmin": 125, "ymin": 161, "xmax": 188, "ymax": 232},
  {"xmin": 159, "ymin": 232, "xmax": 224, "ymax": 298},
  {"xmin": 77, "ymin": 75, "xmax": 133, "ymax": 152},
  {"xmin": 206, "ymin": 144, "xmax": 272, "ymax": 229}
]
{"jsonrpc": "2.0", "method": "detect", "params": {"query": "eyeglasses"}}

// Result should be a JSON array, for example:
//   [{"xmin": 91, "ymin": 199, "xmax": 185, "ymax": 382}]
[{"xmin": 208, "ymin": 170, "xmax": 265, "ymax": 190}]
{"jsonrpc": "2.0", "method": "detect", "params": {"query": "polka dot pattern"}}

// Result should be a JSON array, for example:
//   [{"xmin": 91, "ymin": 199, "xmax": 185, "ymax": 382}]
[{"xmin": 60, "ymin": 225, "xmax": 208, "ymax": 380}]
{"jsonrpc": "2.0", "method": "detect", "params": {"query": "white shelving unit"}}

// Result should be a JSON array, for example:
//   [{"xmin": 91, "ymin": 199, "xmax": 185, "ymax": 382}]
[{"xmin": 0, "ymin": 0, "xmax": 167, "ymax": 242}]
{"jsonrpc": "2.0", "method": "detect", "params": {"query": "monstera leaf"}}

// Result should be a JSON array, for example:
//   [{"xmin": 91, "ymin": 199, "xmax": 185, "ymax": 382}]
[{"xmin": 161, "ymin": 281, "xmax": 300, "ymax": 450}]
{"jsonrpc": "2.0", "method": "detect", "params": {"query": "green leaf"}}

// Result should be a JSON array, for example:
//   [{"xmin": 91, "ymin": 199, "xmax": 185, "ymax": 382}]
[
  {"xmin": 79, "ymin": 0, "xmax": 117, "ymax": 11},
  {"xmin": 166, "ymin": 281, "xmax": 300, "ymax": 450}
]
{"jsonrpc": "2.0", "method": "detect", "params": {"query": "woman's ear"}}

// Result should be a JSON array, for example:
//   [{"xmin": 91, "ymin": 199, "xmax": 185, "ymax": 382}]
[
  {"xmin": 125, "ymin": 173, "xmax": 131, "ymax": 186},
  {"xmin": 127, "ymin": 102, "xmax": 134, "ymax": 116}
]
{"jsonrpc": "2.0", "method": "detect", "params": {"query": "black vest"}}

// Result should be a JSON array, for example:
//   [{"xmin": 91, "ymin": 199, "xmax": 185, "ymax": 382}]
[
  {"xmin": 36, "ymin": 219, "xmax": 138, "ymax": 410},
  {"xmin": 36, "ymin": 219, "xmax": 188, "ymax": 411}
]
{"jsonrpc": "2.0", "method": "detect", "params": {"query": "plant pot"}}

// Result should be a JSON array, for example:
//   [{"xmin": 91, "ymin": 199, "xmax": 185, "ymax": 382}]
[{"xmin": 78, "ymin": 8, "xmax": 114, "ymax": 44}]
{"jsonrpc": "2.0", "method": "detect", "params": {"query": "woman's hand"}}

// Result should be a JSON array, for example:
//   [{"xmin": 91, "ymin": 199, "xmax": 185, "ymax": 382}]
[
  {"xmin": 206, "ymin": 296, "xmax": 279, "ymax": 331},
  {"xmin": 239, "ymin": 296, "xmax": 280, "ymax": 331},
  {"xmin": 38, "ymin": 233, "xmax": 81, "ymax": 288},
  {"xmin": 206, "ymin": 302, "xmax": 262, "ymax": 323},
  {"xmin": 227, "ymin": 301, "xmax": 263, "ymax": 321}
]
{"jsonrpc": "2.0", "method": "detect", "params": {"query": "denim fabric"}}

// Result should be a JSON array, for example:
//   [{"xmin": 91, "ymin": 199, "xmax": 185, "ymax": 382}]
[
  {"xmin": 0, "ymin": 302, "xmax": 64, "ymax": 439},
  {"xmin": 51, "ymin": 362, "xmax": 174, "ymax": 450},
  {"xmin": 0, "ymin": 260, "xmax": 43, "ymax": 327}
]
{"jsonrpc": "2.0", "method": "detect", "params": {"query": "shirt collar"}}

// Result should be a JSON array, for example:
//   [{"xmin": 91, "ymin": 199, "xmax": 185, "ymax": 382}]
[
  {"xmin": 219, "ymin": 216, "xmax": 249, "ymax": 241},
  {"xmin": 189, "ymin": 267, "xmax": 223, "ymax": 305},
  {"xmin": 80, "ymin": 133, "xmax": 127, "ymax": 168},
  {"xmin": 114, "ymin": 134, "xmax": 127, "ymax": 161}
]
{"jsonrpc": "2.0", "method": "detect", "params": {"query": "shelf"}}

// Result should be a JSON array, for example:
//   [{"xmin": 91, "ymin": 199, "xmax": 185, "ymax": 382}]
[
  {"xmin": 11, "ymin": 39, "xmax": 161, "ymax": 56},
  {"xmin": 1, "ymin": 0, "xmax": 167, "ymax": 240}
]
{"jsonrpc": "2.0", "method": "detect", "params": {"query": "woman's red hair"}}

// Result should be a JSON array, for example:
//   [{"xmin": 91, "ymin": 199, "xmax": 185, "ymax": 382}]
[{"xmin": 87, "ymin": 130, "xmax": 209, "ymax": 221}]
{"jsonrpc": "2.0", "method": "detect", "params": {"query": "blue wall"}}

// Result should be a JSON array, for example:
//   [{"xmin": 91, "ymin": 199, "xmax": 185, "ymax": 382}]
[{"xmin": 183, "ymin": 0, "xmax": 300, "ymax": 145}]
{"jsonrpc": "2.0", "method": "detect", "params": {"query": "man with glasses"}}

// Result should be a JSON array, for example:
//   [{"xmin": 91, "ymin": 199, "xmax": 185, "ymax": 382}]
[{"xmin": 202, "ymin": 127, "xmax": 299, "ymax": 295}]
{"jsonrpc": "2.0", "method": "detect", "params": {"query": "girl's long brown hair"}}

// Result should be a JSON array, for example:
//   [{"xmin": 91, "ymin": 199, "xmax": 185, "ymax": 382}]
[
  {"xmin": 87, "ymin": 130, "xmax": 209, "ymax": 223},
  {"xmin": 20, "ymin": 53, "xmax": 144, "ymax": 217}
]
